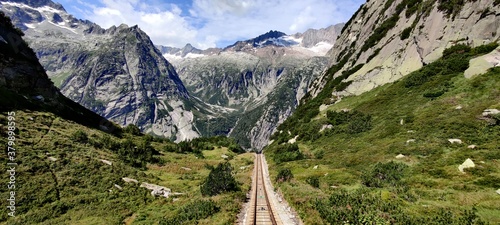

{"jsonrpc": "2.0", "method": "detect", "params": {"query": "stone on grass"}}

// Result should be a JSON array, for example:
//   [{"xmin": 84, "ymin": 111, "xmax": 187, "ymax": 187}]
[
  {"xmin": 122, "ymin": 177, "xmax": 138, "ymax": 183},
  {"xmin": 496, "ymin": 189, "xmax": 500, "ymax": 195},
  {"xmin": 448, "ymin": 139, "xmax": 463, "ymax": 144},
  {"xmin": 396, "ymin": 154, "xmax": 406, "ymax": 159},
  {"xmin": 482, "ymin": 109, "xmax": 500, "ymax": 117},
  {"xmin": 48, "ymin": 156, "xmax": 57, "ymax": 161},
  {"xmin": 406, "ymin": 139, "xmax": 416, "ymax": 144},
  {"xmin": 313, "ymin": 165, "xmax": 318, "ymax": 169},
  {"xmin": 141, "ymin": 182, "xmax": 171, "ymax": 198},
  {"xmin": 468, "ymin": 145, "xmax": 477, "ymax": 149},
  {"xmin": 100, "ymin": 159, "xmax": 112, "ymax": 165},
  {"xmin": 114, "ymin": 184, "xmax": 123, "ymax": 190},
  {"xmin": 181, "ymin": 167, "xmax": 191, "ymax": 171},
  {"xmin": 455, "ymin": 105, "xmax": 463, "ymax": 110},
  {"xmin": 221, "ymin": 154, "xmax": 229, "ymax": 159},
  {"xmin": 458, "ymin": 158, "xmax": 475, "ymax": 173}
]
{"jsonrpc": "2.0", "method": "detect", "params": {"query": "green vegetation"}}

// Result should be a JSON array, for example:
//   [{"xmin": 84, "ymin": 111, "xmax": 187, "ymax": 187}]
[
  {"xmin": 361, "ymin": 161, "xmax": 409, "ymax": 188},
  {"xmin": 0, "ymin": 110, "xmax": 252, "ymax": 224},
  {"xmin": 200, "ymin": 162, "xmax": 240, "ymax": 196},
  {"xmin": 276, "ymin": 168, "xmax": 294, "ymax": 182},
  {"xmin": 265, "ymin": 43, "xmax": 500, "ymax": 224},
  {"xmin": 270, "ymin": 143, "xmax": 304, "ymax": 164}
]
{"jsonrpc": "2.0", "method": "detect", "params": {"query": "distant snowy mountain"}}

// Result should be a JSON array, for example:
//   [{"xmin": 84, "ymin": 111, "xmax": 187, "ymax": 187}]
[
  {"xmin": 0, "ymin": 0, "xmax": 201, "ymax": 142},
  {"xmin": 157, "ymin": 24, "xmax": 344, "ymax": 149}
]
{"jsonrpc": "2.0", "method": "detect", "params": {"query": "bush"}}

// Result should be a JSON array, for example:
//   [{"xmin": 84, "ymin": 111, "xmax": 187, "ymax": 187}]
[
  {"xmin": 272, "ymin": 143, "xmax": 304, "ymax": 163},
  {"xmin": 200, "ymin": 162, "xmax": 239, "ymax": 196},
  {"xmin": 276, "ymin": 168, "xmax": 293, "ymax": 182},
  {"xmin": 123, "ymin": 124, "xmax": 142, "ymax": 135},
  {"xmin": 161, "ymin": 199, "xmax": 219, "ymax": 224},
  {"xmin": 306, "ymin": 176, "xmax": 320, "ymax": 188},
  {"xmin": 400, "ymin": 26, "xmax": 413, "ymax": 40},
  {"xmin": 361, "ymin": 161, "xmax": 409, "ymax": 188},
  {"xmin": 71, "ymin": 130, "xmax": 88, "ymax": 144},
  {"xmin": 442, "ymin": 44, "xmax": 471, "ymax": 59}
]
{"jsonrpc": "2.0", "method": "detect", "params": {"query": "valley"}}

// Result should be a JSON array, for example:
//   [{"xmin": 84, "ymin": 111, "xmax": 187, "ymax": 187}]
[{"xmin": 1, "ymin": 0, "xmax": 500, "ymax": 224}]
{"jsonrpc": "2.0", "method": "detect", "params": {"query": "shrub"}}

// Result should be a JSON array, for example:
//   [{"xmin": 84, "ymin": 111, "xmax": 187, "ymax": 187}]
[
  {"xmin": 276, "ymin": 168, "xmax": 293, "ymax": 182},
  {"xmin": 272, "ymin": 143, "xmax": 304, "ymax": 163},
  {"xmin": 400, "ymin": 26, "xmax": 413, "ymax": 40},
  {"xmin": 361, "ymin": 161, "xmax": 409, "ymax": 188},
  {"xmin": 442, "ymin": 44, "xmax": 471, "ymax": 59},
  {"xmin": 306, "ymin": 176, "xmax": 320, "ymax": 188},
  {"xmin": 71, "ymin": 130, "xmax": 88, "ymax": 144},
  {"xmin": 123, "ymin": 124, "xmax": 142, "ymax": 135},
  {"xmin": 161, "ymin": 199, "xmax": 219, "ymax": 224},
  {"xmin": 200, "ymin": 162, "xmax": 240, "ymax": 196}
]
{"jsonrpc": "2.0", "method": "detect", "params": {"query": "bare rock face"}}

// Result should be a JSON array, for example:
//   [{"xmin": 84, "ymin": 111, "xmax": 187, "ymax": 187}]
[
  {"xmin": 1, "ymin": 0, "xmax": 200, "ymax": 142},
  {"xmin": 310, "ymin": 0, "xmax": 500, "ymax": 97}
]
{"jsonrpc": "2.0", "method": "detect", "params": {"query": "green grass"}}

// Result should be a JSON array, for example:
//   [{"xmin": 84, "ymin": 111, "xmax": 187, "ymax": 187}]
[
  {"xmin": 0, "ymin": 110, "xmax": 253, "ymax": 224},
  {"xmin": 265, "ymin": 45, "xmax": 500, "ymax": 224}
]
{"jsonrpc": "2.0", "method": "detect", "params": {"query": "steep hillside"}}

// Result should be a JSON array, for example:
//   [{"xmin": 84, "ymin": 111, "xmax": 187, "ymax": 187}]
[
  {"xmin": 0, "ymin": 0, "xmax": 200, "ymax": 142},
  {"xmin": 1, "ymin": 11, "xmax": 253, "ymax": 224},
  {"xmin": 311, "ymin": 0, "xmax": 500, "ymax": 97},
  {"xmin": 266, "ymin": 41, "xmax": 500, "ymax": 223}
]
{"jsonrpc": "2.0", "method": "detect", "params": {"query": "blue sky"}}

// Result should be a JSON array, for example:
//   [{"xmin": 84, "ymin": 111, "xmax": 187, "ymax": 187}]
[{"xmin": 57, "ymin": 0, "xmax": 365, "ymax": 49}]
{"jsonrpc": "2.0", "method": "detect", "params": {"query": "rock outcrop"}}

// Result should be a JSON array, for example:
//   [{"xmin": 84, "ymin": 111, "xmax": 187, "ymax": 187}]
[{"xmin": 310, "ymin": 0, "xmax": 500, "ymax": 97}]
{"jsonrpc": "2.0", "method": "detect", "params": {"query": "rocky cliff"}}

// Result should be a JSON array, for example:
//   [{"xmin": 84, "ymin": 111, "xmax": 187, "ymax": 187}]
[
  {"xmin": 311, "ymin": 0, "xmax": 500, "ymax": 97},
  {"xmin": 0, "ymin": 11, "xmax": 118, "ymax": 131}
]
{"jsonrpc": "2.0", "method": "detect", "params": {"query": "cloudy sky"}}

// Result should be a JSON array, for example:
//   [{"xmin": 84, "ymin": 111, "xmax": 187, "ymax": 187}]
[{"xmin": 58, "ymin": 0, "xmax": 365, "ymax": 49}]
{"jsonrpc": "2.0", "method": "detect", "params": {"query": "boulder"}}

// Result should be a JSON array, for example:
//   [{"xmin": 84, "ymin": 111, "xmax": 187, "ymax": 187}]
[
  {"xmin": 458, "ymin": 158, "xmax": 475, "ymax": 173},
  {"xmin": 122, "ymin": 177, "xmax": 139, "ymax": 183},
  {"xmin": 395, "ymin": 154, "xmax": 406, "ymax": 159},
  {"xmin": 482, "ymin": 109, "xmax": 500, "ymax": 117},
  {"xmin": 448, "ymin": 139, "xmax": 463, "ymax": 144},
  {"xmin": 100, "ymin": 159, "xmax": 112, "ymax": 165},
  {"xmin": 288, "ymin": 135, "xmax": 299, "ymax": 144},
  {"xmin": 141, "ymin": 182, "xmax": 171, "ymax": 198},
  {"xmin": 48, "ymin": 156, "xmax": 57, "ymax": 161}
]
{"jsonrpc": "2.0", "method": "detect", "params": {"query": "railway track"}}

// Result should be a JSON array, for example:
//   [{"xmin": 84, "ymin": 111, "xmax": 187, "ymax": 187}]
[{"xmin": 245, "ymin": 153, "xmax": 282, "ymax": 225}]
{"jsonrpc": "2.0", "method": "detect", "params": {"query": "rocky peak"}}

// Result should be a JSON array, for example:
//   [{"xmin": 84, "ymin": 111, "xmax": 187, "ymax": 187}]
[{"xmin": 2, "ymin": 0, "xmax": 65, "ymax": 11}]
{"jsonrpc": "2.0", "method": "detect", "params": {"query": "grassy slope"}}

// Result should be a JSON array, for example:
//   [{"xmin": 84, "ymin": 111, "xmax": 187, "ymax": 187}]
[
  {"xmin": 0, "ymin": 110, "xmax": 253, "ymax": 225},
  {"xmin": 265, "ymin": 50, "xmax": 500, "ymax": 224}
]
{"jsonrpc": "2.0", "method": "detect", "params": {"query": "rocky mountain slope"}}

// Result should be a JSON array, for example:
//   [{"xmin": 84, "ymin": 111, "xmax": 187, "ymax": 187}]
[
  {"xmin": 1, "ymin": 0, "xmax": 344, "ymax": 148},
  {"xmin": 0, "ymin": 0, "xmax": 200, "ymax": 141},
  {"xmin": 159, "ymin": 26, "xmax": 342, "ymax": 149},
  {"xmin": 310, "ymin": 0, "xmax": 500, "ymax": 97},
  {"xmin": 262, "ymin": 0, "xmax": 500, "ymax": 223},
  {"xmin": 0, "ymin": 10, "xmax": 118, "ymax": 132}
]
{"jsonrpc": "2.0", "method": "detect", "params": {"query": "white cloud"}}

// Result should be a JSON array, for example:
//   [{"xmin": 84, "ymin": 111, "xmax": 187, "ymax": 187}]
[
  {"xmin": 86, "ymin": 0, "xmax": 201, "ymax": 48},
  {"xmin": 78, "ymin": 0, "xmax": 364, "ymax": 49}
]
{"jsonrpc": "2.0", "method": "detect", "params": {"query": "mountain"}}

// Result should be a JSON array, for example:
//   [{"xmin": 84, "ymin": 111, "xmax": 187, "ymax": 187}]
[
  {"xmin": 0, "ymin": 10, "xmax": 119, "ymax": 132},
  {"xmin": 1, "ymin": 0, "xmax": 344, "ymax": 148},
  {"xmin": 311, "ymin": 0, "xmax": 500, "ymax": 97},
  {"xmin": 264, "ymin": 0, "xmax": 500, "ymax": 224},
  {"xmin": 1, "ymin": 12, "xmax": 252, "ymax": 225},
  {"xmin": 0, "ymin": 0, "xmax": 200, "ymax": 142},
  {"xmin": 159, "ymin": 25, "xmax": 343, "ymax": 149}
]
